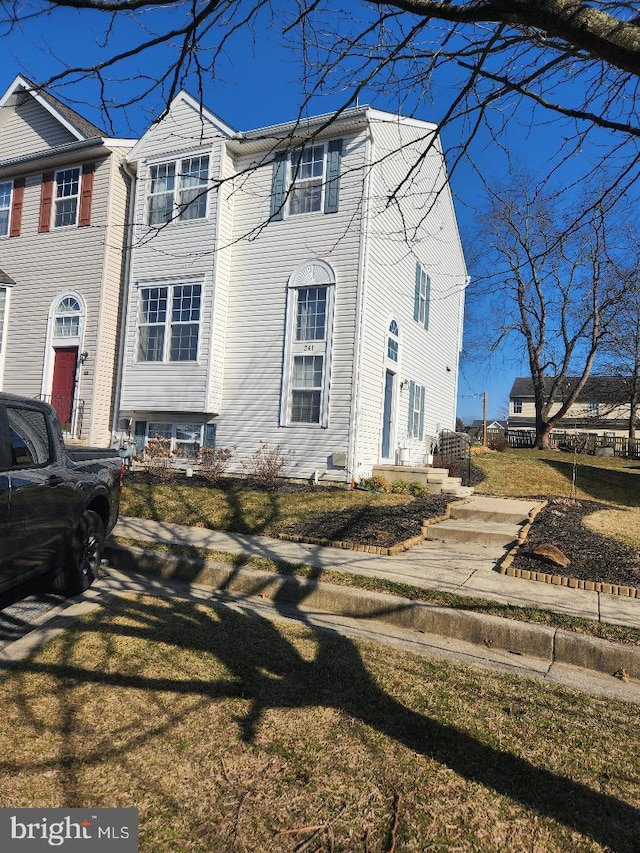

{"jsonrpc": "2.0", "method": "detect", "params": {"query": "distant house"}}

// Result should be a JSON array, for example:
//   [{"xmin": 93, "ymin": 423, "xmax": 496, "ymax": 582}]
[
  {"xmin": 508, "ymin": 376, "xmax": 637, "ymax": 437},
  {"xmin": 117, "ymin": 92, "xmax": 468, "ymax": 482},
  {"xmin": 0, "ymin": 76, "xmax": 135, "ymax": 445},
  {"xmin": 467, "ymin": 419, "xmax": 507, "ymax": 441}
]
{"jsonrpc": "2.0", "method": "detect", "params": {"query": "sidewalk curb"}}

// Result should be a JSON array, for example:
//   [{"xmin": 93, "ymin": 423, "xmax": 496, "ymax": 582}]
[{"xmin": 105, "ymin": 543, "xmax": 640, "ymax": 682}]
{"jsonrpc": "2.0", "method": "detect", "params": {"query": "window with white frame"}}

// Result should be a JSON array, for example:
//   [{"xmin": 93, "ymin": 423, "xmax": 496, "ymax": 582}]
[
  {"xmin": 414, "ymin": 263, "xmax": 431, "ymax": 329},
  {"xmin": 147, "ymin": 155, "xmax": 210, "ymax": 225},
  {"xmin": 281, "ymin": 261, "xmax": 336, "ymax": 426},
  {"xmin": 408, "ymin": 381, "xmax": 425, "ymax": 439},
  {"xmin": 54, "ymin": 167, "xmax": 81, "ymax": 227},
  {"xmin": 0, "ymin": 181, "xmax": 11, "ymax": 237},
  {"xmin": 137, "ymin": 282, "xmax": 202, "ymax": 362},
  {"xmin": 387, "ymin": 320, "xmax": 399, "ymax": 362},
  {"xmin": 54, "ymin": 296, "xmax": 82, "ymax": 339},
  {"xmin": 289, "ymin": 145, "xmax": 325, "ymax": 215},
  {"xmin": 588, "ymin": 401, "xmax": 600, "ymax": 417},
  {"xmin": 513, "ymin": 397, "xmax": 523, "ymax": 414}
]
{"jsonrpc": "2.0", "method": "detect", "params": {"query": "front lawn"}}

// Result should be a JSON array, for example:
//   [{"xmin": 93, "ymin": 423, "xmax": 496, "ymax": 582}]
[
  {"xmin": 120, "ymin": 478, "xmax": 411, "ymax": 536},
  {"xmin": 1, "ymin": 594, "xmax": 637, "ymax": 852}
]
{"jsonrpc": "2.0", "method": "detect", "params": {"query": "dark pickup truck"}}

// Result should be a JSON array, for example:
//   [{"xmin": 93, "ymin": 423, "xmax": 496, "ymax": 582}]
[{"xmin": 0, "ymin": 392, "xmax": 123, "ymax": 595}]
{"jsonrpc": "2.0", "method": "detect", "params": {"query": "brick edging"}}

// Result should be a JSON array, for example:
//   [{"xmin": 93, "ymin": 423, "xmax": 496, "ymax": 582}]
[
  {"xmin": 498, "ymin": 500, "xmax": 640, "ymax": 598},
  {"xmin": 276, "ymin": 500, "xmax": 465, "ymax": 557}
]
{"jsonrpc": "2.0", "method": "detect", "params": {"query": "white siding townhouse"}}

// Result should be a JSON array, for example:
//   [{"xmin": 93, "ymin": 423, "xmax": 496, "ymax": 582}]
[
  {"xmin": 116, "ymin": 92, "xmax": 469, "ymax": 483},
  {"xmin": 0, "ymin": 76, "xmax": 134, "ymax": 446}
]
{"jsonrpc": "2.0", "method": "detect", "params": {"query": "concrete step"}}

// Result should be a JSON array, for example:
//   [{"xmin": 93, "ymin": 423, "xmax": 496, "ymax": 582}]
[
  {"xmin": 427, "ymin": 518, "xmax": 520, "ymax": 549},
  {"xmin": 450, "ymin": 497, "xmax": 534, "ymax": 524},
  {"xmin": 442, "ymin": 484, "xmax": 475, "ymax": 498}
]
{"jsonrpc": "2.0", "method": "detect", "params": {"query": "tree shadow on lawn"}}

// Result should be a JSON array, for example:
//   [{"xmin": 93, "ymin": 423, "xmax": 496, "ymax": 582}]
[
  {"xmin": 14, "ymin": 590, "xmax": 640, "ymax": 852},
  {"xmin": 123, "ymin": 477, "xmax": 285, "ymax": 535},
  {"xmin": 539, "ymin": 456, "xmax": 640, "ymax": 506}
]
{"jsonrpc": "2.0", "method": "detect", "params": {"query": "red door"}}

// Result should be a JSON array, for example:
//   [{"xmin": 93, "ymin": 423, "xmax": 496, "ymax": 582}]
[{"xmin": 51, "ymin": 347, "xmax": 78, "ymax": 428}]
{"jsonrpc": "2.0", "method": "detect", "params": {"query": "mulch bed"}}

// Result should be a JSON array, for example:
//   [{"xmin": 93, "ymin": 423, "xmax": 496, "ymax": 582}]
[
  {"xmin": 278, "ymin": 494, "xmax": 456, "ymax": 549},
  {"xmin": 512, "ymin": 499, "xmax": 640, "ymax": 589}
]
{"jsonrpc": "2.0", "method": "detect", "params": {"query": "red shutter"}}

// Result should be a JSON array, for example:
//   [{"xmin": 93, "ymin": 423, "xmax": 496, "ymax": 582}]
[
  {"xmin": 9, "ymin": 177, "xmax": 25, "ymax": 237},
  {"xmin": 79, "ymin": 162, "xmax": 95, "ymax": 227},
  {"xmin": 39, "ymin": 172, "xmax": 54, "ymax": 232}
]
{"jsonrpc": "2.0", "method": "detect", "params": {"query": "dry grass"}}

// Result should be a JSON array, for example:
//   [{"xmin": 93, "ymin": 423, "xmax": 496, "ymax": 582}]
[
  {"xmin": 120, "ymin": 481, "xmax": 409, "ymax": 536},
  {"xmin": 473, "ymin": 449, "xmax": 640, "ymax": 549},
  {"xmin": 1, "ymin": 594, "xmax": 638, "ymax": 852}
]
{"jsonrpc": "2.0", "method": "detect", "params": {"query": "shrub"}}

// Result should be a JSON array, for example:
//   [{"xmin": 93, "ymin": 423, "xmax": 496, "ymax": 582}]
[
  {"xmin": 390, "ymin": 479, "xmax": 425, "ymax": 496},
  {"xmin": 198, "ymin": 446, "xmax": 234, "ymax": 485},
  {"xmin": 242, "ymin": 442, "xmax": 293, "ymax": 490},
  {"xmin": 488, "ymin": 434, "xmax": 509, "ymax": 452},
  {"xmin": 143, "ymin": 435, "xmax": 176, "ymax": 481},
  {"xmin": 357, "ymin": 475, "xmax": 391, "ymax": 493}
]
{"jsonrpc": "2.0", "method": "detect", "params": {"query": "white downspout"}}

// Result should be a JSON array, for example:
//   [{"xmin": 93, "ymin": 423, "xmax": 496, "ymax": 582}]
[
  {"xmin": 110, "ymin": 158, "xmax": 138, "ymax": 440},
  {"xmin": 347, "ymin": 117, "xmax": 375, "ymax": 485}
]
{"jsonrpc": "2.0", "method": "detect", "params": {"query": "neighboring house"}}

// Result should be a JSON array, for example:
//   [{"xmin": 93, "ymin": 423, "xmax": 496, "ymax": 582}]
[
  {"xmin": 508, "ymin": 376, "xmax": 637, "ymax": 437},
  {"xmin": 0, "ymin": 76, "xmax": 134, "ymax": 446},
  {"xmin": 117, "ymin": 93, "xmax": 468, "ymax": 482},
  {"xmin": 468, "ymin": 419, "xmax": 507, "ymax": 441}
]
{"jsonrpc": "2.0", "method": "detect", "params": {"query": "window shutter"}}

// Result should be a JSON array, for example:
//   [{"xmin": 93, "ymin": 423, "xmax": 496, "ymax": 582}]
[
  {"xmin": 423, "ymin": 273, "xmax": 431, "ymax": 330},
  {"xmin": 203, "ymin": 423, "xmax": 217, "ymax": 448},
  {"xmin": 39, "ymin": 172, "xmax": 54, "ymax": 233},
  {"xmin": 79, "ymin": 163, "xmax": 95, "ymax": 227},
  {"xmin": 9, "ymin": 178, "xmax": 25, "ymax": 237},
  {"xmin": 133, "ymin": 421, "xmax": 147, "ymax": 454},
  {"xmin": 408, "ymin": 381, "xmax": 415, "ymax": 435},
  {"xmin": 414, "ymin": 264, "xmax": 421, "ymax": 322},
  {"xmin": 324, "ymin": 139, "xmax": 342, "ymax": 214},
  {"xmin": 270, "ymin": 150, "xmax": 287, "ymax": 221},
  {"xmin": 418, "ymin": 386, "xmax": 425, "ymax": 440}
]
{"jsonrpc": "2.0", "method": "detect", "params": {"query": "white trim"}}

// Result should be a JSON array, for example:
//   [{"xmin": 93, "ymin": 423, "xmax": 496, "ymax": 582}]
[
  {"xmin": 0, "ymin": 178, "xmax": 12, "ymax": 238},
  {"xmin": 134, "ymin": 276, "xmax": 204, "ymax": 364},
  {"xmin": 280, "ymin": 260, "xmax": 336, "ymax": 428},
  {"xmin": 0, "ymin": 283, "xmax": 12, "ymax": 388},
  {"xmin": 41, "ymin": 291, "xmax": 87, "ymax": 436}
]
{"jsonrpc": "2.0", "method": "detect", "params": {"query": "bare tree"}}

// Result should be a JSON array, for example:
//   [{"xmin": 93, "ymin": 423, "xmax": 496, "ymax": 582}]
[
  {"xmin": 2, "ymin": 1, "xmax": 639, "ymax": 216},
  {"xmin": 600, "ymin": 268, "xmax": 640, "ymax": 440},
  {"xmin": 474, "ymin": 175, "xmax": 628, "ymax": 448}
]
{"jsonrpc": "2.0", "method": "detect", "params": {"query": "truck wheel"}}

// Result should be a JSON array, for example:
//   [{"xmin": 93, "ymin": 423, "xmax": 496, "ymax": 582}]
[{"xmin": 54, "ymin": 510, "xmax": 105, "ymax": 595}]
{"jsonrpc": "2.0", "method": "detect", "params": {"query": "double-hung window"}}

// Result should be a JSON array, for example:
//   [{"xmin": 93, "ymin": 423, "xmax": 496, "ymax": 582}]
[
  {"xmin": 54, "ymin": 168, "xmax": 81, "ymax": 227},
  {"xmin": 282, "ymin": 261, "xmax": 336, "ymax": 427},
  {"xmin": 588, "ymin": 401, "xmax": 600, "ymax": 418},
  {"xmin": 513, "ymin": 397, "xmax": 522, "ymax": 414},
  {"xmin": 414, "ymin": 263, "xmax": 431, "ymax": 329},
  {"xmin": 270, "ymin": 140, "xmax": 342, "ymax": 220},
  {"xmin": 289, "ymin": 145, "xmax": 325, "ymax": 215},
  {"xmin": 0, "ymin": 181, "xmax": 11, "ymax": 237},
  {"xmin": 147, "ymin": 155, "xmax": 209, "ymax": 225},
  {"xmin": 137, "ymin": 281, "xmax": 202, "ymax": 362}
]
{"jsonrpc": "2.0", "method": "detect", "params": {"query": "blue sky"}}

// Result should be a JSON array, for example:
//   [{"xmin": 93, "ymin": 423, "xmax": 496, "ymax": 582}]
[{"xmin": 1, "ymin": 5, "xmax": 605, "ymax": 423}]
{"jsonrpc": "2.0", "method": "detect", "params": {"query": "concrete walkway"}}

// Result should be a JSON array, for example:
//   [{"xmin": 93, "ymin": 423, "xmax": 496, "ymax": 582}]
[
  {"xmin": 113, "ymin": 496, "xmax": 640, "ymax": 631},
  {"xmin": 104, "ymin": 496, "xmax": 640, "ymax": 703}
]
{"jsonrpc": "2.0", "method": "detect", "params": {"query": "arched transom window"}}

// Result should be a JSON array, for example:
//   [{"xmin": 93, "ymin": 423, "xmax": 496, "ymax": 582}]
[{"xmin": 54, "ymin": 296, "xmax": 82, "ymax": 339}]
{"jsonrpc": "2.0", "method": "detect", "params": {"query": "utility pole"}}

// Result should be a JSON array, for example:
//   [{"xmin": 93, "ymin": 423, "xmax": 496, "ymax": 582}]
[{"xmin": 482, "ymin": 391, "xmax": 488, "ymax": 447}]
